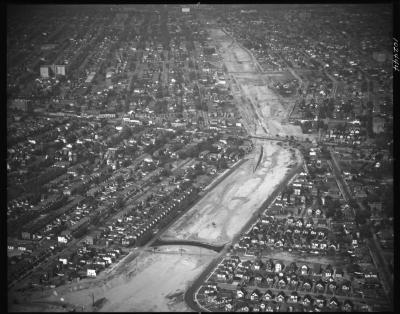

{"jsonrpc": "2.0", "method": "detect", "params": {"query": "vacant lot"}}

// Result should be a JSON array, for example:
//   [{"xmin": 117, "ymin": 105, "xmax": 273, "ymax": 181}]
[
  {"xmin": 207, "ymin": 28, "xmax": 309, "ymax": 139},
  {"xmin": 162, "ymin": 140, "xmax": 300, "ymax": 245},
  {"xmin": 10, "ymin": 246, "xmax": 216, "ymax": 312}
]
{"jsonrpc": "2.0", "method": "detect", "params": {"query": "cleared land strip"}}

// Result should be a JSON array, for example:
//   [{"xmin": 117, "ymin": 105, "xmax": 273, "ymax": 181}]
[
  {"xmin": 201, "ymin": 158, "xmax": 249, "ymax": 194},
  {"xmin": 161, "ymin": 141, "xmax": 296, "ymax": 245},
  {"xmin": 143, "ymin": 248, "xmax": 217, "ymax": 257},
  {"xmin": 185, "ymin": 154, "xmax": 304, "ymax": 312}
]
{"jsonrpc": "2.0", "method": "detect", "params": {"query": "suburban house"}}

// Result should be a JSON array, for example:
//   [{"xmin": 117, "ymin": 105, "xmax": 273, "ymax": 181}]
[
  {"xmin": 290, "ymin": 291, "xmax": 299, "ymax": 303},
  {"xmin": 303, "ymin": 295, "xmax": 313, "ymax": 307},
  {"xmin": 276, "ymin": 291, "xmax": 286, "ymax": 303},
  {"xmin": 301, "ymin": 279, "xmax": 312, "ymax": 291},
  {"xmin": 300, "ymin": 264, "xmax": 309, "ymax": 275},
  {"xmin": 315, "ymin": 295, "xmax": 325, "ymax": 308},
  {"xmin": 250, "ymin": 289, "xmax": 261, "ymax": 301},
  {"xmin": 236, "ymin": 288, "xmax": 247, "ymax": 299},
  {"xmin": 263, "ymin": 290, "xmax": 274, "ymax": 301},
  {"xmin": 315, "ymin": 280, "xmax": 325, "ymax": 292},
  {"xmin": 329, "ymin": 297, "xmax": 340, "ymax": 309},
  {"xmin": 342, "ymin": 300, "xmax": 353, "ymax": 312},
  {"xmin": 275, "ymin": 261, "xmax": 284, "ymax": 272},
  {"xmin": 86, "ymin": 268, "xmax": 97, "ymax": 277}
]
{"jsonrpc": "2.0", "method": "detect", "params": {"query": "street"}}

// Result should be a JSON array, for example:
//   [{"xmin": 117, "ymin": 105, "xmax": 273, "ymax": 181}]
[
  {"xmin": 328, "ymin": 148, "xmax": 393, "ymax": 305},
  {"xmin": 185, "ymin": 150, "xmax": 304, "ymax": 311}
]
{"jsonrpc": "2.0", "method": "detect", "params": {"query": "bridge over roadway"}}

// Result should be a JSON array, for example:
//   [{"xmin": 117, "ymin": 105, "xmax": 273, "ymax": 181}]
[
  {"xmin": 150, "ymin": 238, "xmax": 227, "ymax": 253},
  {"xmin": 249, "ymin": 135, "xmax": 306, "ymax": 143}
]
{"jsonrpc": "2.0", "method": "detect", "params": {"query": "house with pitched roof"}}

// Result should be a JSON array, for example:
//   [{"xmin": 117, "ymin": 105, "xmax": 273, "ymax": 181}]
[
  {"xmin": 302, "ymin": 294, "xmax": 313, "ymax": 307},
  {"xmin": 289, "ymin": 291, "xmax": 299, "ymax": 303},
  {"xmin": 250, "ymin": 289, "xmax": 261, "ymax": 301},
  {"xmin": 263, "ymin": 289, "xmax": 274, "ymax": 301},
  {"xmin": 329, "ymin": 296, "xmax": 340, "ymax": 309},
  {"xmin": 276, "ymin": 291, "xmax": 286, "ymax": 303}
]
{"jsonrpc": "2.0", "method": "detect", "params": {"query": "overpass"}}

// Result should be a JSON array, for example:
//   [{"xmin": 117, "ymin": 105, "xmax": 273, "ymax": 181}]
[
  {"xmin": 228, "ymin": 70, "xmax": 262, "ymax": 74},
  {"xmin": 249, "ymin": 135, "xmax": 378, "ymax": 151},
  {"xmin": 150, "ymin": 238, "xmax": 226, "ymax": 253},
  {"xmin": 184, "ymin": 152, "xmax": 305, "ymax": 312},
  {"xmin": 249, "ymin": 135, "xmax": 308, "ymax": 143}
]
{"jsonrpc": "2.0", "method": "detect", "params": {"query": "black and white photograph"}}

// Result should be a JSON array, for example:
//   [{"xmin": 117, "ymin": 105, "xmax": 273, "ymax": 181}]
[{"xmin": 7, "ymin": 2, "xmax": 395, "ymax": 312}]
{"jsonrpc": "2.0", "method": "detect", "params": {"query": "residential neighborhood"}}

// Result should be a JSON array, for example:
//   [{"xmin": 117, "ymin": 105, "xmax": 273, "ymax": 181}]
[{"xmin": 7, "ymin": 3, "xmax": 393, "ymax": 312}]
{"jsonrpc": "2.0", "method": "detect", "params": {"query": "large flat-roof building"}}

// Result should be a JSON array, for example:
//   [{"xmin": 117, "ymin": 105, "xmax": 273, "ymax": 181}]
[{"xmin": 40, "ymin": 66, "xmax": 49, "ymax": 78}]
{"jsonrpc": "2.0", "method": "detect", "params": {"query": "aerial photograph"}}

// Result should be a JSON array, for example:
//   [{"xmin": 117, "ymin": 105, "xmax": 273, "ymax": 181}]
[{"xmin": 7, "ymin": 3, "xmax": 394, "ymax": 312}]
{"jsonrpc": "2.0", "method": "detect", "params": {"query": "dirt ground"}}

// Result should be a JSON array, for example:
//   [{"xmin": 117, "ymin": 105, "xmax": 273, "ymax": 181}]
[
  {"xmin": 207, "ymin": 28, "xmax": 314, "ymax": 141},
  {"xmin": 162, "ymin": 140, "xmax": 300, "ymax": 245},
  {"xmin": 9, "ymin": 27, "xmax": 309, "ymax": 313},
  {"xmin": 10, "ymin": 111, "xmax": 302, "ymax": 312},
  {"xmin": 9, "ymin": 302, "xmax": 68, "ymax": 312},
  {"xmin": 9, "ymin": 246, "xmax": 216, "ymax": 312}
]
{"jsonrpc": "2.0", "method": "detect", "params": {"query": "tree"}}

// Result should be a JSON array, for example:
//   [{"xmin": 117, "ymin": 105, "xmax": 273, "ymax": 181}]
[
  {"xmin": 324, "ymin": 195, "xmax": 332, "ymax": 204},
  {"xmin": 121, "ymin": 126, "xmax": 132, "ymax": 139},
  {"xmin": 330, "ymin": 199, "xmax": 341, "ymax": 210},
  {"xmin": 348, "ymin": 199, "xmax": 359, "ymax": 210},
  {"xmin": 115, "ymin": 196, "xmax": 125, "ymax": 210},
  {"xmin": 327, "ymin": 246, "xmax": 336, "ymax": 256},
  {"xmin": 115, "ymin": 175, "xmax": 124, "ymax": 186},
  {"xmin": 346, "ymin": 263, "xmax": 361, "ymax": 274},
  {"xmin": 189, "ymin": 71, "xmax": 197, "ymax": 81},
  {"xmin": 325, "ymin": 207, "xmax": 335, "ymax": 219},
  {"xmin": 66, "ymin": 133, "xmax": 77, "ymax": 144},
  {"xmin": 355, "ymin": 209, "xmax": 370, "ymax": 225},
  {"xmin": 217, "ymin": 158, "xmax": 228, "ymax": 170},
  {"xmin": 334, "ymin": 209, "xmax": 343, "ymax": 220},
  {"xmin": 359, "ymin": 224, "xmax": 372, "ymax": 238}
]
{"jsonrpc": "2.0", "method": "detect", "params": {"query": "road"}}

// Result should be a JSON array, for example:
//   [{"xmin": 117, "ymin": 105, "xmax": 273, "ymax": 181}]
[
  {"xmin": 184, "ymin": 153, "xmax": 304, "ymax": 312},
  {"xmin": 207, "ymin": 156, "xmax": 249, "ymax": 185},
  {"xmin": 150, "ymin": 238, "xmax": 225, "ymax": 252},
  {"xmin": 9, "ymin": 154, "xmax": 202, "ymax": 291},
  {"xmin": 210, "ymin": 282, "xmax": 390, "ymax": 307},
  {"xmin": 249, "ymin": 135, "xmax": 309, "ymax": 143},
  {"xmin": 9, "ymin": 236, "xmax": 81, "ymax": 291},
  {"xmin": 328, "ymin": 148, "xmax": 393, "ymax": 305},
  {"xmin": 186, "ymin": 144, "xmax": 393, "ymax": 311},
  {"xmin": 8, "ymin": 196, "xmax": 86, "ymax": 289},
  {"xmin": 87, "ymin": 157, "xmax": 253, "ymax": 282},
  {"xmin": 300, "ymin": 42, "xmax": 339, "ymax": 97},
  {"xmin": 216, "ymin": 28, "xmax": 274, "ymax": 138},
  {"xmin": 180, "ymin": 26, "xmax": 306, "ymax": 311},
  {"xmin": 221, "ymin": 28, "xmax": 263, "ymax": 74}
]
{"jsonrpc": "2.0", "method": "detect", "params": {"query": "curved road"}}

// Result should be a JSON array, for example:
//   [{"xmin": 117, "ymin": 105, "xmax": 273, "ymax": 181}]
[
  {"xmin": 150, "ymin": 238, "xmax": 226, "ymax": 253},
  {"xmin": 184, "ymin": 153, "xmax": 304, "ymax": 312},
  {"xmin": 329, "ymin": 148, "xmax": 393, "ymax": 306},
  {"xmin": 254, "ymin": 145, "xmax": 264, "ymax": 172}
]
